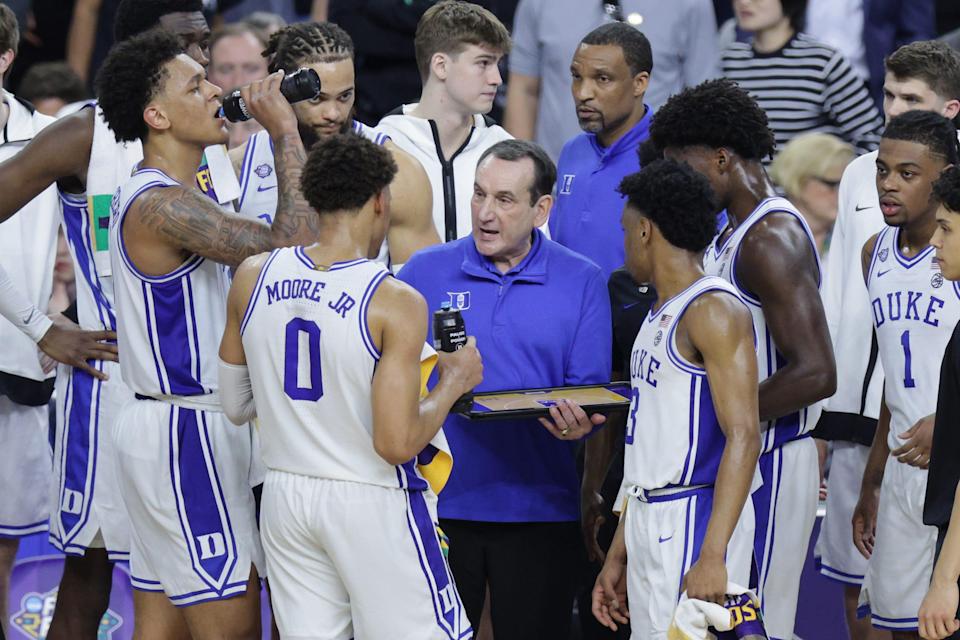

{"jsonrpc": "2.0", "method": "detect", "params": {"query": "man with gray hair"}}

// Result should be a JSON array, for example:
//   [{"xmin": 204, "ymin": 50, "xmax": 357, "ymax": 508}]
[{"xmin": 399, "ymin": 138, "xmax": 612, "ymax": 637}]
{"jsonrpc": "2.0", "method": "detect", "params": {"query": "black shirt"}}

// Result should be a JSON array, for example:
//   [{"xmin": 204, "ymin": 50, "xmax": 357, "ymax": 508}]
[
  {"xmin": 608, "ymin": 267, "xmax": 657, "ymax": 377},
  {"xmin": 924, "ymin": 321, "xmax": 960, "ymax": 528}
]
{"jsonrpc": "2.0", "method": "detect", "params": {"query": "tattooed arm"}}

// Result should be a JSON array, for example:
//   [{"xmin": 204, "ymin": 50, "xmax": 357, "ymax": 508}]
[{"xmin": 124, "ymin": 72, "xmax": 319, "ymax": 270}]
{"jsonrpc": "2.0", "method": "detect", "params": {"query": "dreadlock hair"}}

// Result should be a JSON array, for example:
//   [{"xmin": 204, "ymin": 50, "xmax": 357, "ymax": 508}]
[
  {"xmin": 114, "ymin": 0, "xmax": 203, "ymax": 42},
  {"xmin": 264, "ymin": 22, "xmax": 354, "ymax": 75},
  {"xmin": 650, "ymin": 78, "xmax": 777, "ymax": 162},
  {"xmin": 883, "ymin": 110, "xmax": 960, "ymax": 166}
]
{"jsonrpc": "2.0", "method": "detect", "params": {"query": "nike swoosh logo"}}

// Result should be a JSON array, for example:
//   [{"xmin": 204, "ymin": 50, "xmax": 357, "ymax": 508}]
[
  {"xmin": 257, "ymin": 184, "xmax": 276, "ymax": 192},
  {"xmin": 855, "ymin": 204, "xmax": 872, "ymax": 212},
  {"xmin": 877, "ymin": 269, "xmax": 891, "ymax": 278},
  {"xmin": 623, "ymin": 301, "xmax": 642, "ymax": 310},
  {"xmin": 658, "ymin": 535, "xmax": 673, "ymax": 544},
  {"xmin": 22, "ymin": 310, "xmax": 33, "ymax": 325}
]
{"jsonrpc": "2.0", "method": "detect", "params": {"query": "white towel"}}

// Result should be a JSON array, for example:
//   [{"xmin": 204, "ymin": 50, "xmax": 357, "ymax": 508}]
[{"xmin": 668, "ymin": 583, "xmax": 766, "ymax": 640}]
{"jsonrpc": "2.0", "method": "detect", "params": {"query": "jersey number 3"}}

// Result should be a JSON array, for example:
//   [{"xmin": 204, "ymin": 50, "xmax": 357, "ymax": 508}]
[{"xmin": 284, "ymin": 318, "xmax": 324, "ymax": 401}]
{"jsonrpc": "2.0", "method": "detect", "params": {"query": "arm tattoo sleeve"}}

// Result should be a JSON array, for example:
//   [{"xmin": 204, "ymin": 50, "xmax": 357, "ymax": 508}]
[
  {"xmin": 271, "ymin": 132, "xmax": 320, "ymax": 242},
  {"xmin": 136, "ymin": 186, "xmax": 273, "ymax": 268}
]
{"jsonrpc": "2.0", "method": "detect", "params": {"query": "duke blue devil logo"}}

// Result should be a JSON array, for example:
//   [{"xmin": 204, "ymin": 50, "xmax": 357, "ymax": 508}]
[{"xmin": 447, "ymin": 291, "xmax": 471, "ymax": 311}]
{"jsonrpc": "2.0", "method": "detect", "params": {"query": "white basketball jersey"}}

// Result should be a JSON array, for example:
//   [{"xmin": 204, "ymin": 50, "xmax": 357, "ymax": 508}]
[
  {"xmin": 866, "ymin": 226, "xmax": 960, "ymax": 448},
  {"xmin": 623, "ymin": 276, "xmax": 750, "ymax": 492},
  {"xmin": 236, "ymin": 121, "xmax": 389, "ymax": 225},
  {"xmin": 66, "ymin": 104, "xmax": 239, "ymax": 332},
  {"xmin": 240, "ymin": 248, "xmax": 430, "ymax": 490},
  {"xmin": 0, "ymin": 91, "xmax": 59, "ymax": 380},
  {"xmin": 109, "ymin": 168, "xmax": 230, "ymax": 401},
  {"xmin": 703, "ymin": 197, "xmax": 823, "ymax": 453}
]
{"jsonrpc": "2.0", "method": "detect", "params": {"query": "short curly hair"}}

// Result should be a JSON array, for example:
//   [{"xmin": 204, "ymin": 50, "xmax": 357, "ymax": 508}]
[
  {"xmin": 883, "ymin": 110, "xmax": 960, "ymax": 165},
  {"xmin": 619, "ymin": 159, "xmax": 718, "ymax": 253},
  {"xmin": 114, "ymin": 0, "xmax": 203, "ymax": 42},
  {"xmin": 301, "ymin": 134, "xmax": 398, "ymax": 214},
  {"xmin": 934, "ymin": 166, "xmax": 960, "ymax": 215},
  {"xmin": 264, "ymin": 22, "xmax": 354, "ymax": 74},
  {"xmin": 96, "ymin": 30, "xmax": 183, "ymax": 143},
  {"xmin": 650, "ymin": 78, "xmax": 776, "ymax": 162}
]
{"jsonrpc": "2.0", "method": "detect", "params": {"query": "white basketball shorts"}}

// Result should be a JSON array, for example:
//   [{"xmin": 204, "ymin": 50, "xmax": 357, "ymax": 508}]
[
  {"xmin": 0, "ymin": 396, "xmax": 50, "ymax": 537},
  {"xmin": 858, "ymin": 456, "xmax": 937, "ymax": 632},
  {"xmin": 111, "ymin": 396, "xmax": 263, "ymax": 606},
  {"xmin": 815, "ymin": 441, "xmax": 870, "ymax": 585},
  {"xmin": 623, "ymin": 486, "xmax": 754, "ymax": 640},
  {"xmin": 49, "ymin": 360, "xmax": 132, "ymax": 558},
  {"xmin": 260, "ymin": 470, "xmax": 472, "ymax": 640},
  {"xmin": 752, "ymin": 436, "xmax": 819, "ymax": 639}
]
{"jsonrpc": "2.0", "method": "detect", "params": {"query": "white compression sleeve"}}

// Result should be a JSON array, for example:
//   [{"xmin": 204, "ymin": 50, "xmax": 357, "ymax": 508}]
[
  {"xmin": 218, "ymin": 358, "xmax": 258, "ymax": 425},
  {"xmin": 0, "ymin": 263, "xmax": 52, "ymax": 342}
]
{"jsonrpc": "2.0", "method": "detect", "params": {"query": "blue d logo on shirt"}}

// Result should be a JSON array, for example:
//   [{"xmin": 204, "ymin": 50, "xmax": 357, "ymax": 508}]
[
  {"xmin": 560, "ymin": 174, "xmax": 575, "ymax": 195},
  {"xmin": 447, "ymin": 291, "xmax": 471, "ymax": 311}
]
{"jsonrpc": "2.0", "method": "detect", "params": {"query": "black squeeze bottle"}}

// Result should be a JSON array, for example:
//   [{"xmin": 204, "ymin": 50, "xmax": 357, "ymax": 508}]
[
  {"xmin": 433, "ymin": 302, "xmax": 473, "ymax": 414},
  {"xmin": 220, "ymin": 68, "xmax": 322, "ymax": 122}
]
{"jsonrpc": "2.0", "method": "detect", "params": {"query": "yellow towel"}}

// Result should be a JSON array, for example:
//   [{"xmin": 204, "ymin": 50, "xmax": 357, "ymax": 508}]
[{"xmin": 415, "ymin": 343, "xmax": 454, "ymax": 495}]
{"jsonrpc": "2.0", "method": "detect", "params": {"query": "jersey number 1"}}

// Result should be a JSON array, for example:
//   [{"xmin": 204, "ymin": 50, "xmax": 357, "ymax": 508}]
[
  {"xmin": 900, "ymin": 330, "xmax": 916, "ymax": 389},
  {"xmin": 284, "ymin": 318, "xmax": 324, "ymax": 401}
]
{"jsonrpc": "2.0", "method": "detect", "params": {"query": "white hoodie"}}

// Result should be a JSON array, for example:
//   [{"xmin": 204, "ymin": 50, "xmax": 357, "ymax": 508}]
[{"xmin": 377, "ymin": 103, "xmax": 512, "ymax": 242}]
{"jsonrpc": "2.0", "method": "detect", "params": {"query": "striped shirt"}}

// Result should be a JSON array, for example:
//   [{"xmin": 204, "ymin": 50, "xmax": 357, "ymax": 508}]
[{"xmin": 723, "ymin": 33, "xmax": 882, "ymax": 158}]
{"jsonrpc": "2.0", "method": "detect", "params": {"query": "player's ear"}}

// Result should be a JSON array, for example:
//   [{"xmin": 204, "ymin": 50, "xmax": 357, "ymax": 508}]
[
  {"xmin": 430, "ymin": 52, "xmax": 450, "ymax": 82},
  {"xmin": 638, "ymin": 216, "xmax": 653, "ymax": 242},
  {"xmin": 144, "ymin": 103, "xmax": 171, "ymax": 134},
  {"xmin": 373, "ymin": 185, "xmax": 391, "ymax": 219},
  {"xmin": 532, "ymin": 193, "xmax": 553, "ymax": 228},
  {"xmin": 716, "ymin": 147, "xmax": 731, "ymax": 173},
  {"xmin": 632, "ymin": 71, "xmax": 650, "ymax": 98}
]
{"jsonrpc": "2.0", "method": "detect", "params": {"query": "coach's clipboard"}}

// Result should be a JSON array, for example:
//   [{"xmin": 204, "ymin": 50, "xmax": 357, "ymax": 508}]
[{"xmin": 457, "ymin": 382, "xmax": 633, "ymax": 421}]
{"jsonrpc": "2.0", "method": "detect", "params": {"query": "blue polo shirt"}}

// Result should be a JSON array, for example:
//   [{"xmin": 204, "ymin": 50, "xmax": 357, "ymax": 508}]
[
  {"xmin": 549, "ymin": 109, "xmax": 653, "ymax": 279},
  {"xmin": 398, "ymin": 230, "xmax": 612, "ymax": 522}
]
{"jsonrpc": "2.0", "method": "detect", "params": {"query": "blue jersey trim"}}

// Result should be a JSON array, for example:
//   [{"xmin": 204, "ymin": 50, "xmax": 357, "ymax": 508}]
[
  {"xmin": 59, "ymin": 190, "xmax": 116, "ymax": 330},
  {"xmin": 237, "ymin": 133, "xmax": 259, "ymax": 210},
  {"xmin": 359, "ymin": 269, "xmax": 390, "ymax": 360},
  {"xmin": 240, "ymin": 249, "xmax": 281, "ymax": 337},
  {"xmin": 892, "ymin": 227, "xmax": 935, "ymax": 269},
  {"xmin": 55, "ymin": 365, "xmax": 103, "ymax": 548},
  {"xmin": 116, "ymin": 180, "xmax": 207, "ymax": 284}
]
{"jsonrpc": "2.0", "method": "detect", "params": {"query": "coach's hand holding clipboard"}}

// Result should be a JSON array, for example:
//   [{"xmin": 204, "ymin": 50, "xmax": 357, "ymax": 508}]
[{"xmin": 539, "ymin": 399, "xmax": 607, "ymax": 441}]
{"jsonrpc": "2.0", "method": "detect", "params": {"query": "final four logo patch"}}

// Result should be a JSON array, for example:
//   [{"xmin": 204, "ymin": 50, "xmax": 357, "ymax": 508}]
[
  {"xmin": 255, "ymin": 163, "xmax": 273, "ymax": 179},
  {"xmin": 12, "ymin": 587, "xmax": 122, "ymax": 639},
  {"xmin": 932, "ymin": 272, "xmax": 944, "ymax": 288},
  {"xmin": 878, "ymin": 248, "xmax": 889, "ymax": 262}
]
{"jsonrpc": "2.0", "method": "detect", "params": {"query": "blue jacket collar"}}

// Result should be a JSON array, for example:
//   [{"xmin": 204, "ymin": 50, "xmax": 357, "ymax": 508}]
[
  {"xmin": 461, "ymin": 229, "xmax": 548, "ymax": 283},
  {"xmin": 588, "ymin": 105, "xmax": 652, "ymax": 160}
]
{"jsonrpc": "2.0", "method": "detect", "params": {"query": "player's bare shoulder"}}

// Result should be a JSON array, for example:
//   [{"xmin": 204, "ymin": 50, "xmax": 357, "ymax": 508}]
[
  {"xmin": 861, "ymin": 232, "xmax": 881, "ymax": 283},
  {"xmin": 369, "ymin": 275, "xmax": 428, "ymax": 321},
  {"xmin": 741, "ymin": 210, "xmax": 817, "ymax": 263},
  {"xmin": 234, "ymin": 251, "xmax": 273, "ymax": 287},
  {"xmin": 383, "ymin": 141, "xmax": 431, "ymax": 202},
  {"xmin": 684, "ymin": 289, "xmax": 753, "ymax": 343}
]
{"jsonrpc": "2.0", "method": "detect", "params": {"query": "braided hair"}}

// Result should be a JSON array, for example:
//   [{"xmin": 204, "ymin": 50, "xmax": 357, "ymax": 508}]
[{"xmin": 264, "ymin": 22, "xmax": 354, "ymax": 74}]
